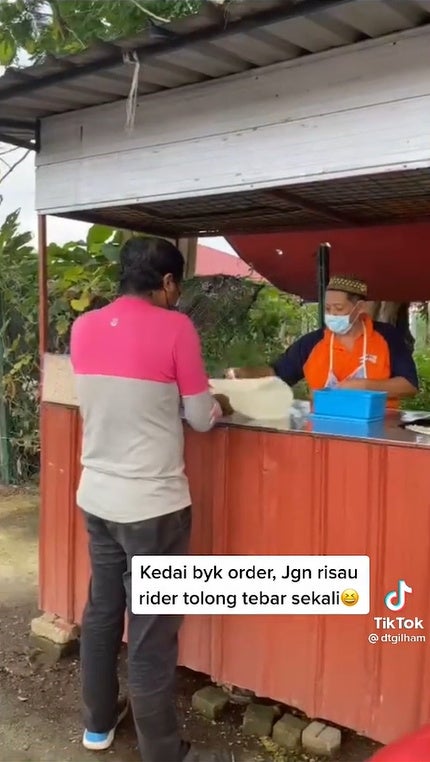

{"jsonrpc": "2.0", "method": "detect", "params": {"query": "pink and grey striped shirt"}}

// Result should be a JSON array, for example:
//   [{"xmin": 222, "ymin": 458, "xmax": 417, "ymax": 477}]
[{"xmin": 70, "ymin": 296, "xmax": 221, "ymax": 523}]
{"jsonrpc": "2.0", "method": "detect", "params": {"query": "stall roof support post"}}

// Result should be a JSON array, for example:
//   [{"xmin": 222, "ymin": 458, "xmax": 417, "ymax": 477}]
[
  {"xmin": 177, "ymin": 237, "xmax": 198, "ymax": 279},
  {"xmin": 37, "ymin": 213, "xmax": 48, "ymax": 617},
  {"xmin": 317, "ymin": 243, "xmax": 331, "ymax": 328},
  {"xmin": 38, "ymin": 215, "xmax": 48, "ymax": 361},
  {"xmin": 0, "ymin": 293, "xmax": 11, "ymax": 484}
]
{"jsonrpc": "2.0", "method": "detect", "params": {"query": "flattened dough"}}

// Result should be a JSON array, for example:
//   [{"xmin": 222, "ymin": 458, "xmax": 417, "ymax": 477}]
[
  {"xmin": 209, "ymin": 377, "xmax": 294, "ymax": 420},
  {"xmin": 405, "ymin": 424, "xmax": 430, "ymax": 436}
]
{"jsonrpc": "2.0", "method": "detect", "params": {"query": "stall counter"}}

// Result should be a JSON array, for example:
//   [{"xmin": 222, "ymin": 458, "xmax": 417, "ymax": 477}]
[
  {"xmin": 216, "ymin": 406, "xmax": 430, "ymax": 449},
  {"xmin": 39, "ymin": 354, "xmax": 430, "ymax": 745}
]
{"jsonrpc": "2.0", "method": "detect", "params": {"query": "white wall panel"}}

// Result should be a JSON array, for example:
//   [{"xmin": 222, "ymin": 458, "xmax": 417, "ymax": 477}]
[{"xmin": 35, "ymin": 27, "xmax": 430, "ymax": 214}]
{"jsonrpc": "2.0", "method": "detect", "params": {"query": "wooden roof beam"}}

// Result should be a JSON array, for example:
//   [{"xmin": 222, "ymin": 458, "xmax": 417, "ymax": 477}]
[{"xmin": 267, "ymin": 188, "xmax": 361, "ymax": 226}]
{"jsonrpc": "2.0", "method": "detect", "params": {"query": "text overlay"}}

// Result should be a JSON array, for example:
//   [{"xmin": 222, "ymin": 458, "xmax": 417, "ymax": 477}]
[{"xmin": 131, "ymin": 555, "xmax": 370, "ymax": 615}]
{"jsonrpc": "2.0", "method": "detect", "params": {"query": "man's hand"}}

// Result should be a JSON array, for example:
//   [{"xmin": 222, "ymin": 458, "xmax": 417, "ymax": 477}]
[
  {"xmin": 224, "ymin": 366, "xmax": 275, "ymax": 380},
  {"xmin": 224, "ymin": 368, "xmax": 248, "ymax": 379},
  {"xmin": 212, "ymin": 393, "xmax": 234, "ymax": 416},
  {"xmin": 336, "ymin": 379, "xmax": 369, "ymax": 391},
  {"xmin": 337, "ymin": 376, "xmax": 417, "ymax": 399}
]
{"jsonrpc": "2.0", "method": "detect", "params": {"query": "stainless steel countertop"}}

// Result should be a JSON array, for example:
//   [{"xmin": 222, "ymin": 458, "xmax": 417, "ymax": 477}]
[{"xmin": 215, "ymin": 403, "xmax": 430, "ymax": 449}]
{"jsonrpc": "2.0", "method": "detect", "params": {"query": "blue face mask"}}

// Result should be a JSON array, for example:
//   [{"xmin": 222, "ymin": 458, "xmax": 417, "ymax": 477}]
[{"xmin": 325, "ymin": 313, "xmax": 353, "ymax": 335}]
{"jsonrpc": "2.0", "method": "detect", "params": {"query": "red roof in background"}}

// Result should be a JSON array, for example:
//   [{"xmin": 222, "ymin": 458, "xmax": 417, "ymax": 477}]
[{"xmin": 196, "ymin": 244, "xmax": 264, "ymax": 281}]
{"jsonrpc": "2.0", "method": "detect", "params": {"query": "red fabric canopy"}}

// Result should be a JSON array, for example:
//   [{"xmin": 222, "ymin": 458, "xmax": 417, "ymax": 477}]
[{"xmin": 228, "ymin": 222, "xmax": 430, "ymax": 302}]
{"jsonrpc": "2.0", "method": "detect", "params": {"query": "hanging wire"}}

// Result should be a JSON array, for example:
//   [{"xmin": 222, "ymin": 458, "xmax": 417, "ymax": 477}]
[{"xmin": 123, "ymin": 50, "xmax": 141, "ymax": 132}]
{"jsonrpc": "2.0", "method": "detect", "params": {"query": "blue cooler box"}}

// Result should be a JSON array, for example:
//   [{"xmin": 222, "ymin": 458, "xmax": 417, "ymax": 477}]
[
  {"xmin": 309, "ymin": 415, "xmax": 386, "ymax": 438},
  {"xmin": 312, "ymin": 389, "xmax": 387, "ymax": 421}
]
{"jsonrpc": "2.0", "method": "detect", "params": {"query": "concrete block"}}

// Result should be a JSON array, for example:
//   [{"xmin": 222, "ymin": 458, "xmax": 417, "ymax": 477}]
[
  {"xmin": 302, "ymin": 720, "xmax": 341, "ymax": 757},
  {"xmin": 192, "ymin": 686, "xmax": 229, "ymax": 720},
  {"xmin": 273, "ymin": 712, "xmax": 308, "ymax": 751},
  {"xmin": 30, "ymin": 613, "xmax": 79, "ymax": 645},
  {"xmin": 242, "ymin": 704, "xmax": 277, "ymax": 738},
  {"xmin": 28, "ymin": 634, "xmax": 78, "ymax": 666}
]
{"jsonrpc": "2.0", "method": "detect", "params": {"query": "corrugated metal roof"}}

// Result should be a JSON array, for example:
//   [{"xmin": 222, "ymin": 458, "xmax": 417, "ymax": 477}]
[{"xmin": 1, "ymin": 0, "xmax": 430, "ymax": 148}]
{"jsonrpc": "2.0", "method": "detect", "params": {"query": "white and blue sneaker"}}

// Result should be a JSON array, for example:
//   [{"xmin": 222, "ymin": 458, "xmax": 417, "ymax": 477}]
[{"xmin": 82, "ymin": 697, "xmax": 129, "ymax": 751}]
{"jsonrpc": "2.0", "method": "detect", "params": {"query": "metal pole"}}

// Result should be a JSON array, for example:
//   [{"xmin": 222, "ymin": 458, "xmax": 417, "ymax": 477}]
[
  {"xmin": 37, "ymin": 214, "xmax": 48, "ymax": 565},
  {"xmin": 317, "ymin": 242, "xmax": 331, "ymax": 328},
  {"xmin": 0, "ymin": 293, "xmax": 11, "ymax": 484},
  {"xmin": 38, "ymin": 215, "xmax": 48, "ymax": 361}
]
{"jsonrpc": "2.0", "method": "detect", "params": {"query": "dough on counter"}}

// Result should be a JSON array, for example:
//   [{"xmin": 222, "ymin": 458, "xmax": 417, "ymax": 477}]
[
  {"xmin": 405, "ymin": 424, "xmax": 430, "ymax": 436},
  {"xmin": 209, "ymin": 376, "xmax": 294, "ymax": 420}
]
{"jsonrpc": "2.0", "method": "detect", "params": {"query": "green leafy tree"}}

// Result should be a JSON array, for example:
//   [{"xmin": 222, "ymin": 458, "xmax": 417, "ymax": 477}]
[
  {"xmin": 401, "ymin": 352, "xmax": 430, "ymax": 411},
  {"xmin": 0, "ymin": 0, "xmax": 203, "ymax": 65},
  {"xmin": 1, "ymin": 211, "xmax": 428, "ymax": 481},
  {"xmin": 0, "ymin": 217, "xmax": 123, "ymax": 479},
  {"xmin": 0, "ymin": 212, "xmax": 309, "ymax": 480},
  {"xmin": 0, "ymin": 210, "xmax": 39, "ymax": 479}
]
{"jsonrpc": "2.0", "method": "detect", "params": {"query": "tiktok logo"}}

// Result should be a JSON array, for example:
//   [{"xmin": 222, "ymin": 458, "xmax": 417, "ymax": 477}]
[{"xmin": 384, "ymin": 580, "xmax": 413, "ymax": 611}]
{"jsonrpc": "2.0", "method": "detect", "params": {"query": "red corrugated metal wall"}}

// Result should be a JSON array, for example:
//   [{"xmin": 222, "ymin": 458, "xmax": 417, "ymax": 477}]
[{"xmin": 40, "ymin": 402, "xmax": 430, "ymax": 745}]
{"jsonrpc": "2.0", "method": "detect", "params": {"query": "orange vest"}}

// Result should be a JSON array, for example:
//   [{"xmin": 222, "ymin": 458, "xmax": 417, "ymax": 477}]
[{"xmin": 304, "ymin": 315, "xmax": 398, "ymax": 409}]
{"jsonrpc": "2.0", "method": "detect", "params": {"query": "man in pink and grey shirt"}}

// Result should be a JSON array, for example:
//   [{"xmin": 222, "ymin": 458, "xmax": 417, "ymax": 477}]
[{"xmin": 70, "ymin": 237, "xmax": 232, "ymax": 762}]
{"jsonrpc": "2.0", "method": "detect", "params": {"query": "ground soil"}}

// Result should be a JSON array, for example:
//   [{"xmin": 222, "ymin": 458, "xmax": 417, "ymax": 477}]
[{"xmin": 0, "ymin": 491, "xmax": 381, "ymax": 762}]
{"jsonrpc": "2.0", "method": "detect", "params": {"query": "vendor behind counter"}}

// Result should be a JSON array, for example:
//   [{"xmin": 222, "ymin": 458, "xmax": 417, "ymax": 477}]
[{"xmin": 226, "ymin": 276, "xmax": 418, "ymax": 409}]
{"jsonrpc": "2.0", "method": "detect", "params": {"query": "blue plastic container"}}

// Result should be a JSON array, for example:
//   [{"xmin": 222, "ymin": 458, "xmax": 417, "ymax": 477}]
[
  {"xmin": 312, "ymin": 389, "xmax": 387, "ymax": 421},
  {"xmin": 309, "ymin": 414, "xmax": 386, "ymax": 439}
]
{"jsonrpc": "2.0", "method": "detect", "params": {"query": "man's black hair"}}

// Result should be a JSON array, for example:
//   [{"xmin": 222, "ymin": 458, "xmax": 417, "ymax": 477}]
[{"xmin": 119, "ymin": 237, "xmax": 184, "ymax": 295}]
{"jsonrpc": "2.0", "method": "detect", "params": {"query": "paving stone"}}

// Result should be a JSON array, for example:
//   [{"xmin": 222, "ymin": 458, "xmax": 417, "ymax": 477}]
[
  {"xmin": 302, "ymin": 720, "xmax": 342, "ymax": 757},
  {"xmin": 242, "ymin": 704, "xmax": 277, "ymax": 738},
  {"xmin": 192, "ymin": 686, "xmax": 229, "ymax": 720},
  {"xmin": 30, "ymin": 613, "xmax": 79, "ymax": 645},
  {"xmin": 272, "ymin": 712, "xmax": 308, "ymax": 751},
  {"xmin": 28, "ymin": 634, "xmax": 79, "ymax": 665}
]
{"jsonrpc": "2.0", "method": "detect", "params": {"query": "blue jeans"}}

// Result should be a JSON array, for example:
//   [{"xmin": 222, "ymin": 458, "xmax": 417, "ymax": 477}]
[{"xmin": 80, "ymin": 506, "xmax": 192, "ymax": 762}]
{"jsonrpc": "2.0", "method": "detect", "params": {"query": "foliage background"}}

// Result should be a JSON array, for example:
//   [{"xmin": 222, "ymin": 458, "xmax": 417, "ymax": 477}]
[
  {"xmin": 0, "ymin": 0, "xmax": 204, "ymax": 66},
  {"xmin": 0, "ymin": 213, "xmax": 317, "ymax": 482},
  {"xmin": 1, "ymin": 211, "xmax": 430, "ymax": 483}
]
